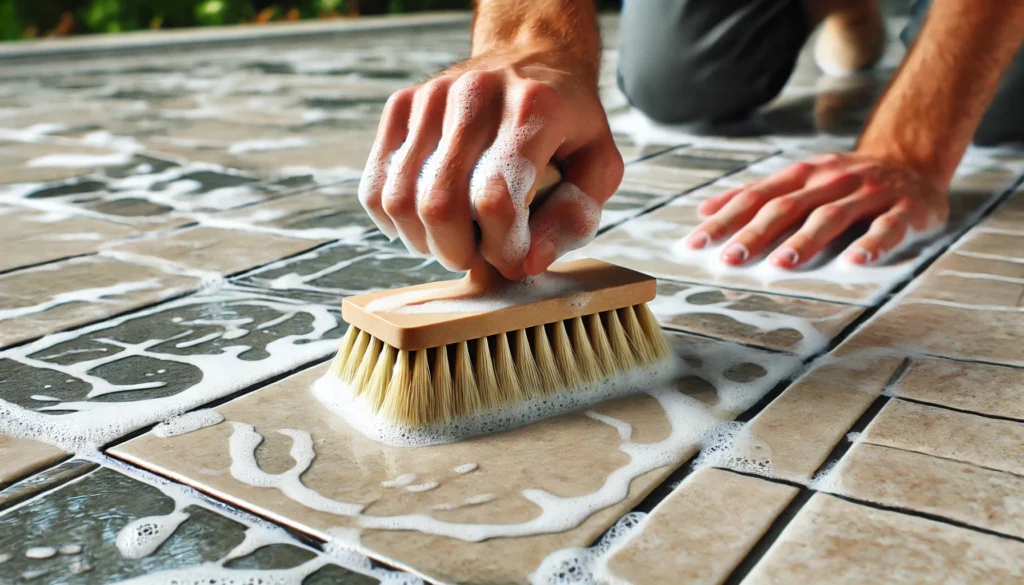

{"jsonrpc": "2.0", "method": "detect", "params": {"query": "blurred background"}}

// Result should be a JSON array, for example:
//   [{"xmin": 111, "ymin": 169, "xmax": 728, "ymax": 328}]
[{"xmin": 1, "ymin": 0, "xmax": 623, "ymax": 42}]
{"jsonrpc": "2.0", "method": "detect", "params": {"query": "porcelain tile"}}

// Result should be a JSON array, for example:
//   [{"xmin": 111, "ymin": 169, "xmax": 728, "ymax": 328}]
[
  {"xmin": 0, "ymin": 255, "xmax": 201, "ymax": 349},
  {"xmin": 651, "ymin": 280, "xmax": 862, "ymax": 357},
  {"xmin": 862, "ymin": 399, "xmax": 1024, "ymax": 476},
  {"xmin": 889, "ymin": 356, "xmax": 1024, "ymax": 420},
  {"xmin": 739, "ymin": 345, "xmax": 904, "ymax": 483},
  {"xmin": 0, "ymin": 206, "xmax": 141, "ymax": 273},
  {"xmin": 603, "ymin": 468, "xmax": 797, "ymax": 585},
  {"xmin": 0, "ymin": 435, "xmax": 67, "ymax": 490},
  {"xmin": 0, "ymin": 140, "xmax": 136, "ymax": 183},
  {"xmin": 110, "ymin": 332, "xmax": 800, "ymax": 585},
  {"xmin": 107, "ymin": 226, "xmax": 329, "ymax": 276},
  {"xmin": 0, "ymin": 467, "xmax": 382, "ymax": 584},
  {"xmin": 744, "ymin": 494, "xmax": 1024, "ymax": 585},
  {"xmin": 823, "ymin": 442, "xmax": 1024, "ymax": 539},
  {"xmin": 0, "ymin": 459, "xmax": 97, "ymax": 512},
  {"xmin": 611, "ymin": 133, "xmax": 679, "ymax": 164}
]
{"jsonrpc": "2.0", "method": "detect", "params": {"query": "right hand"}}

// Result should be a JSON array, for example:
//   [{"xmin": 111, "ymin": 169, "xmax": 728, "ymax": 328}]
[{"xmin": 357, "ymin": 49, "xmax": 623, "ymax": 280}]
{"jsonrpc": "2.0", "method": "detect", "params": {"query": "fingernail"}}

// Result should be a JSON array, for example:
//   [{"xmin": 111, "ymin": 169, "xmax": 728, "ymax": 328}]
[
  {"xmin": 721, "ymin": 244, "xmax": 749, "ymax": 265},
  {"xmin": 686, "ymin": 232, "xmax": 710, "ymax": 250},
  {"xmin": 847, "ymin": 247, "xmax": 873, "ymax": 265},
  {"xmin": 772, "ymin": 247, "xmax": 799, "ymax": 268}
]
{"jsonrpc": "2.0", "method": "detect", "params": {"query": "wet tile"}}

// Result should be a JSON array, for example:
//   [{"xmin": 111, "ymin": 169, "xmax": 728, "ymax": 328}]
[
  {"xmin": 0, "ymin": 435, "xmax": 67, "ymax": 490},
  {"xmin": 744, "ymin": 494, "xmax": 1024, "ymax": 585},
  {"xmin": 0, "ymin": 255, "xmax": 201, "ymax": 349},
  {"xmin": 107, "ymin": 226, "xmax": 328, "ymax": 276},
  {"xmin": 110, "ymin": 333, "xmax": 800, "ymax": 585},
  {"xmin": 645, "ymin": 146, "xmax": 768, "ymax": 175},
  {"xmin": 236, "ymin": 241, "xmax": 453, "ymax": 299},
  {"xmin": 0, "ymin": 459, "xmax": 96, "ymax": 512},
  {"xmin": 603, "ymin": 468, "xmax": 797, "ymax": 585},
  {"xmin": 981, "ymin": 189, "xmax": 1024, "ymax": 232},
  {"xmin": 611, "ymin": 133, "xmax": 679, "ymax": 164},
  {"xmin": 822, "ymin": 442, "xmax": 1024, "ymax": 539},
  {"xmin": 862, "ymin": 399, "xmax": 1024, "ymax": 476},
  {"xmin": 209, "ymin": 182, "xmax": 374, "ymax": 241},
  {"xmin": 651, "ymin": 281, "xmax": 862, "ymax": 357},
  {"xmin": 889, "ymin": 357, "xmax": 1024, "ymax": 420},
  {"xmin": 0, "ymin": 206, "xmax": 141, "ymax": 273},
  {"xmin": 0, "ymin": 466, "xmax": 381, "ymax": 584},
  {"xmin": 0, "ymin": 140, "xmax": 136, "ymax": 183},
  {"xmin": 601, "ymin": 188, "xmax": 667, "ymax": 230},
  {"xmin": 0, "ymin": 287, "xmax": 342, "ymax": 480},
  {"xmin": 739, "ymin": 345, "xmax": 904, "ymax": 483},
  {"xmin": 617, "ymin": 160, "xmax": 712, "ymax": 196}
]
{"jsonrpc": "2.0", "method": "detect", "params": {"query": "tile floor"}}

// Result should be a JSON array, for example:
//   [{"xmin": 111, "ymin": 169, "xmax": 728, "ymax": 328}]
[{"xmin": 2, "ymin": 9, "xmax": 1023, "ymax": 585}]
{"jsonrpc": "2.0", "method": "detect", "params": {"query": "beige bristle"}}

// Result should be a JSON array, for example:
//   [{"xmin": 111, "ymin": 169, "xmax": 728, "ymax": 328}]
[
  {"xmin": 620, "ymin": 306, "xmax": 654, "ymax": 362},
  {"xmin": 552, "ymin": 320, "xmax": 583, "ymax": 389},
  {"xmin": 432, "ymin": 346, "xmax": 454, "ymax": 423},
  {"xmin": 636, "ymin": 303, "xmax": 672, "ymax": 361},
  {"xmin": 475, "ymin": 337, "xmax": 500, "ymax": 409},
  {"xmin": 532, "ymin": 325, "xmax": 561, "ymax": 394},
  {"xmin": 570, "ymin": 316, "xmax": 602, "ymax": 383},
  {"xmin": 453, "ymin": 340, "xmax": 481, "ymax": 418},
  {"xmin": 604, "ymin": 308, "xmax": 637, "ymax": 371},
  {"xmin": 365, "ymin": 343, "xmax": 396, "ymax": 411},
  {"xmin": 330, "ymin": 326, "xmax": 358, "ymax": 381},
  {"xmin": 380, "ymin": 349, "xmax": 431, "ymax": 427},
  {"xmin": 513, "ymin": 328, "xmax": 542, "ymax": 397},
  {"xmin": 588, "ymin": 312, "xmax": 616, "ymax": 377},
  {"xmin": 494, "ymin": 332, "xmax": 526, "ymax": 405},
  {"xmin": 341, "ymin": 329, "xmax": 370, "ymax": 385},
  {"xmin": 351, "ymin": 335, "xmax": 381, "ymax": 396}
]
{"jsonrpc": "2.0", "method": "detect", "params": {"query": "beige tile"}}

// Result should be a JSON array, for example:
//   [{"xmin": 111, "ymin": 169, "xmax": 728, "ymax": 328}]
[
  {"xmin": 210, "ymin": 184, "xmax": 373, "ymax": 241},
  {"xmin": 0, "ymin": 435, "xmax": 67, "ymax": 489},
  {"xmin": 824, "ymin": 442, "xmax": 1024, "ymax": 539},
  {"xmin": 111, "ymin": 333, "xmax": 799, "ymax": 585},
  {"xmin": 745, "ymin": 494, "xmax": 1024, "ymax": 585},
  {"xmin": 0, "ymin": 141, "xmax": 133, "ymax": 183},
  {"xmin": 891, "ymin": 357, "xmax": 1024, "ymax": 420},
  {"xmin": 107, "ymin": 226, "xmax": 328, "ymax": 276},
  {"xmin": 742, "ymin": 346, "xmax": 904, "ymax": 483},
  {"xmin": 604, "ymin": 468, "xmax": 797, "ymax": 585},
  {"xmin": 0, "ymin": 206, "xmax": 140, "ymax": 273},
  {"xmin": 862, "ymin": 399, "xmax": 1024, "ymax": 476},
  {"xmin": 652, "ymin": 281, "xmax": 862, "ymax": 357},
  {"xmin": 981, "ymin": 190, "xmax": 1024, "ymax": 232},
  {"xmin": 0, "ymin": 255, "xmax": 201, "ymax": 349}
]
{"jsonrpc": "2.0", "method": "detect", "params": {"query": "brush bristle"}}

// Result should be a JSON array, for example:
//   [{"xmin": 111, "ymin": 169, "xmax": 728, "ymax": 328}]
[{"xmin": 330, "ymin": 301, "xmax": 671, "ymax": 428}]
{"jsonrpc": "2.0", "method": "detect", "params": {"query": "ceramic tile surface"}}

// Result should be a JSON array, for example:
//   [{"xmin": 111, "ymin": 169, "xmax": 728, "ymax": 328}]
[
  {"xmin": 604, "ymin": 468, "xmax": 798, "ymax": 585},
  {"xmin": 0, "ymin": 206, "xmax": 141, "ymax": 273},
  {"xmin": 823, "ymin": 442, "xmax": 1024, "ymax": 539},
  {"xmin": 0, "ymin": 255, "xmax": 201, "ymax": 349},
  {"xmin": 889, "ymin": 356, "xmax": 1024, "ymax": 420},
  {"xmin": 110, "ymin": 333, "xmax": 800, "ymax": 585},
  {"xmin": 862, "ymin": 399, "xmax": 1024, "ymax": 476},
  {"xmin": 744, "ymin": 494, "xmax": 1024, "ymax": 585},
  {"xmin": 0, "ymin": 435, "xmax": 67, "ymax": 489}
]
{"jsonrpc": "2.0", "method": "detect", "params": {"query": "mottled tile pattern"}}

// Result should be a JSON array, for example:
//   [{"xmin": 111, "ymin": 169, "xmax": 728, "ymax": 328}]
[{"xmin": 1, "ymin": 10, "xmax": 1023, "ymax": 585}]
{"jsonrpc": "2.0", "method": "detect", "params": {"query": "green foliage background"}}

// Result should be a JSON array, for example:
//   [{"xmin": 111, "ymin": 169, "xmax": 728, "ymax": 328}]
[{"xmin": 0, "ymin": 0, "xmax": 621, "ymax": 41}]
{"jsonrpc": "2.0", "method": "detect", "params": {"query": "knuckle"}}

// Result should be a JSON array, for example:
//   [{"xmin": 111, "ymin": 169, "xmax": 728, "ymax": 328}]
[
  {"xmin": 789, "ymin": 161, "xmax": 816, "ymax": 174},
  {"xmin": 736, "ymin": 190, "xmax": 769, "ymax": 208},
  {"xmin": 418, "ymin": 190, "xmax": 458, "ymax": 225},
  {"xmin": 474, "ymin": 190, "xmax": 517, "ymax": 225},
  {"xmin": 810, "ymin": 204, "xmax": 845, "ymax": 223},
  {"xmin": 382, "ymin": 189, "xmax": 415, "ymax": 218},
  {"xmin": 762, "ymin": 197, "xmax": 799, "ymax": 218},
  {"xmin": 875, "ymin": 214, "xmax": 905, "ymax": 231},
  {"xmin": 515, "ymin": 81, "xmax": 559, "ymax": 116},
  {"xmin": 384, "ymin": 88, "xmax": 415, "ymax": 115}
]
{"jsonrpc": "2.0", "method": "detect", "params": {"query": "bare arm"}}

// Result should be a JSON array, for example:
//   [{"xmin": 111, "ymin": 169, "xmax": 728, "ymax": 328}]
[
  {"xmin": 360, "ymin": 0, "xmax": 621, "ymax": 279},
  {"xmin": 688, "ymin": 0, "xmax": 1024, "ymax": 268}
]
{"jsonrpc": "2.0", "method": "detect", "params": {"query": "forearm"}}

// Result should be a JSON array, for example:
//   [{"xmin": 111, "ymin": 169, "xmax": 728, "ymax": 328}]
[
  {"xmin": 469, "ymin": 0, "xmax": 601, "ymax": 85},
  {"xmin": 857, "ymin": 0, "xmax": 1024, "ymax": 188}
]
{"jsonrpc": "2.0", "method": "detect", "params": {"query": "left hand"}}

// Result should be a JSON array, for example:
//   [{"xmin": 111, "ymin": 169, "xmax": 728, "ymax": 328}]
[{"xmin": 684, "ymin": 153, "xmax": 949, "ymax": 268}]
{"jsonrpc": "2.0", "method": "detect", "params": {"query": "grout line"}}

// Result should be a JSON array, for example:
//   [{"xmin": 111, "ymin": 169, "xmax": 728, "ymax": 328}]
[
  {"xmin": 0, "ymin": 252, "xmax": 96, "ymax": 278},
  {"xmin": 721, "ymin": 487, "xmax": 815, "ymax": 585},
  {"xmin": 858, "ymin": 440, "xmax": 1024, "ymax": 480},
  {"xmin": 888, "ymin": 395, "xmax": 1024, "ymax": 424},
  {"xmin": 826, "ymin": 492, "xmax": 1024, "ymax": 544},
  {"xmin": 920, "ymin": 351, "xmax": 1024, "ymax": 371}
]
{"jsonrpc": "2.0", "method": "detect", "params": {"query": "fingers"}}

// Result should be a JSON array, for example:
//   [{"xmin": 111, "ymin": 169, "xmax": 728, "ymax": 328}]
[
  {"xmin": 685, "ymin": 162, "xmax": 816, "ymax": 250},
  {"xmin": 381, "ymin": 78, "xmax": 451, "ymax": 255},
  {"xmin": 471, "ymin": 81, "xmax": 567, "ymax": 279},
  {"xmin": 769, "ymin": 185, "xmax": 896, "ymax": 268},
  {"xmin": 720, "ymin": 172, "xmax": 861, "ymax": 266},
  {"xmin": 844, "ymin": 201, "xmax": 917, "ymax": 265},
  {"xmin": 358, "ymin": 88, "xmax": 414, "ymax": 239},
  {"xmin": 417, "ymin": 72, "xmax": 502, "ymax": 271},
  {"xmin": 697, "ymin": 186, "xmax": 743, "ymax": 218},
  {"xmin": 524, "ymin": 137, "xmax": 623, "ymax": 276}
]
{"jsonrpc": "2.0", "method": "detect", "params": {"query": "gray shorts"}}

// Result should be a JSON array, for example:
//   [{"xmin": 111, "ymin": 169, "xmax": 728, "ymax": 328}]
[{"xmin": 617, "ymin": 0, "xmax": 1024, "ymax": 145}]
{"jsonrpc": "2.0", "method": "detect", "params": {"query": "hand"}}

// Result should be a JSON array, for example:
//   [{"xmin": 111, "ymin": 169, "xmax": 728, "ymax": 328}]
[
  {"xmin": 358, "ymin": 50, "xmax": 623, "ymax": 280},
  {"xmin": 684, "ymin": 153, "xmax": 949, "ymax": 268}
]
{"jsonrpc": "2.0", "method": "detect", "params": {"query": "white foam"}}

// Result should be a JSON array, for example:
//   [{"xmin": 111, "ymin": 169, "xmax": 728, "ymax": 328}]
[
  {"xmin": 0, "ymin": 553, "xmax": 9, "ymax": 564},
  {"xmin": 0, "ymin": 279, "xmax": 161, "ymax": 322},
  {"xmin": 24, "ymin": 546, "xmax": 56, "ymax": 559},
  {"xmin": 432, "ymin": 494, "xmax": 496, "ymax": 511},
  {"xmin": 58, "ymin": 544, "xmax": 82, "ymax": 555},
  {"xmin": 153, "ymin": 410, "xmax": 225, "ymax": 439},
  {"xmin": 227, "ymin": 137, "xmax": 311, "ymax": 155},
  {"xmin": 453, "ymin": 463, "xmax": 477, "ymax": 474},
  {"xmin": 116, "ymin": 510, "xmax": 191, "ymax": 559},
  {"xmin": 381, "ymin": 473, "xmax": 417, "ymax": 488},
  {"xmin": 529, "ymin": 182, "xmax": 602, "ymax": 261},
  {"xmin": 530, "ymin": 512, "xmax": 648, "ymax": 585},
  {"xmin": 27, "ymin": 152, "xmax": 133, "ymax": 168},
  {"xmin": 691, "ymin": 421, "xmax": 774, "ymax": 477},
  {"xmin": 405, "ymin": 482, "xmax": 439, "ymax": 493}
]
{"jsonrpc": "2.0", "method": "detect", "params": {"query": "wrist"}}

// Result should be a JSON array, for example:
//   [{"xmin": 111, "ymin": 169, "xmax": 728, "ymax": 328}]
[{"xmin": 855, "ymin": 128, "xmax": 955, "ymax": 191}]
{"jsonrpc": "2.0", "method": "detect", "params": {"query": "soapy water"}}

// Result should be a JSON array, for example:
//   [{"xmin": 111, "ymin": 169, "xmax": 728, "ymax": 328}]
[
  {"xmin": 363, "ymin": 271, "xmax": 592, "ymax": 315},
  {"xmin": 116, "ymin": 510, "xmax": 192, "ymax": 559},
  {"xmin": 153, "ymin": 410, "xmax": 225, "ymax": 439},
  {"xmin": 530, "ymin": 512, "xmax": 648, "ymax": 585}
]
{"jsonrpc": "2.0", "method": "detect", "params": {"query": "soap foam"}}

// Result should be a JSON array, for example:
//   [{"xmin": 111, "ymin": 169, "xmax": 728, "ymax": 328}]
[
  {"xmin": 530, "ymin": 512, "xmax": 648, "ymax": 585},
  {"xmin": 453, "ymin": 463, "xmax": 477, "ymax": 474},
  {"xmin": 116, "ymin": 510, "xmax": 191, "ymax": 559},
  {"xmin": 691, "ymin": 421, "xmax": 774, "ymax": 477},
  {"xmin": 153, "ymin": 410, "xmax": 225, "ymax": 439},
  {"xmin": 381, "ymin": 473, "xmax": 417, "ymax": 488},
  {"xmin": 529, "ymin": 182, "xmax": 602, "ymax": 261},
  {"xmin": 24, "ymin": 547, "xmax": 57, "ymax": 559}
]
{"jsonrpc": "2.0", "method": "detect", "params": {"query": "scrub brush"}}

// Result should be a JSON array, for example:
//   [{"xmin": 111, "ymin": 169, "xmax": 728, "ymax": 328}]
[{"xmin": 321, "ymin": 164, "xmax": 676, "ymax": 443}]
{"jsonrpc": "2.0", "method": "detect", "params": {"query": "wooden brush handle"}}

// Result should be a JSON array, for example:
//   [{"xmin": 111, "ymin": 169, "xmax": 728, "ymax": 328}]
[{"xmin": 465, "ymin": 162, "xmax": 563, "ymax": 288}]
